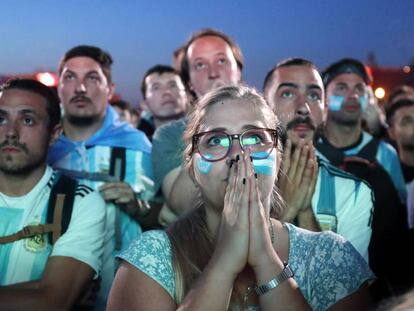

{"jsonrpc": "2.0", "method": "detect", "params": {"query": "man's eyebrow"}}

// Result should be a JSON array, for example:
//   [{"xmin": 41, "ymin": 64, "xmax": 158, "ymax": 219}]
[
  {"xmin": 335, "ymin": 82, "xmax": 347, "ymax": 86},
  {"xmin": 0, "ymin": 108, "xmax": 39, "ymax": 116},
  {"xmin": 276, "ymin": 82, "xmax": 298, "ymax": 91},
  {"xmin": 20, "ymin": 109, "xmax": 38, "ymax": 115},
  {"xmin": 307, "ymin": 84, "xmax": 323, "ymax": 91}
]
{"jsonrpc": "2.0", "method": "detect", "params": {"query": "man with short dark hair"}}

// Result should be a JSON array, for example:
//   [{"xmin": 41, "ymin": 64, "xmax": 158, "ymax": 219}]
[
  {"xmin": 0, "ymin": 78, "xmax": 105, "ymax": 309},
  {"xmin": 48, "ymin": 45, "xmax": 154, "ymax": 308},
  {"xmin": 152, "ymin": 29, "xmax": 243, "ymax": 224},
  {"xmin": 387, "ymin": 99, "xmax": 414, "ymax": 187},
  {"xmin": 138, "ymin": 64, "xmax": 188, "ymax": 141},
  {"xmin": 263, "ymin": 58, "xmax": 373, "ymax": 260},
  {"xmin": 387, "ymin": 99, "xmax": 414, "ymax": 231}
]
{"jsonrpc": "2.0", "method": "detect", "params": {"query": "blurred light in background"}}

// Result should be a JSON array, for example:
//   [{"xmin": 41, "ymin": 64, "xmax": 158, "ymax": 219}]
[
  {"xmin": 36, "ymin": 72, "xmax": 57, "ymax": 87},
  {"xmin": 403, "ymin": 66, "xmax": 411, "ymax": 74},
  {"xmin": 374, "ymin": 87, "xmax": 386, "ymax": 99}
]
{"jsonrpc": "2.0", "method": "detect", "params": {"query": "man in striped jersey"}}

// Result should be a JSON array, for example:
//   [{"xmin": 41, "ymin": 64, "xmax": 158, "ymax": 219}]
[
  {"xmin": 263, "ymin": 58, "xmax": 374, "ymax": 261},
  {"xmin": 0, "ymin": 79, "xmax": 106, "ymax": 309},
  {"xmin": 48, "ymin": 45, "xmax": 155, "ymax": 309}
]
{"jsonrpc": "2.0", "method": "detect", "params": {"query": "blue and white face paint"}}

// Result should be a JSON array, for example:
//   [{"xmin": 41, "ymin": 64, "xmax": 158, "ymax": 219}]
[
  {"xmin": 359, "ymin": 95, "xmax": 368, "ymax": 111},
  {"xmin": 328, "ymin": 95, "xmax": 345, "ymax": 112},
  {"xmin": 328, "ymin": 95, "xmax": 368, "ymax": 112},
  {"xmin": 195, "ymin": 153, "xmax": 213, "ymax": 174},
  {"xmin": 251, "ymin": 150, "xmax": 277, "ymax": 176}
]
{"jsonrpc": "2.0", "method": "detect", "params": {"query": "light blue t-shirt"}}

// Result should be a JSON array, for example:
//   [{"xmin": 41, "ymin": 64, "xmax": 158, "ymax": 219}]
[
  {"xmin": 0, "ymin": 167, "xmax": 106, "ymax": 285},
  {"xmin": 118, "ymin": 223, "xmax": 374, "ymax": 311}
]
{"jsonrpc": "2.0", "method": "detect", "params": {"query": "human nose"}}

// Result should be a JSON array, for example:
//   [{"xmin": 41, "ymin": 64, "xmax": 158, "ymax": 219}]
[
  {"xmin": 75, "ymin": 80, "xmax": 87, "ymax": 93},
  {"xmin": 162, "ymin": 85, "xmax": 173, "ymax": 96},
  {"xmin": 4, "ymin": 119, "xmax": 19, "ymax": 140},
  {"xmin": 347, "ymin": 87, "xmax": 360, "ymax": 101},
  {"xmin": 208, "ymin": 63, "xmax": 219, "ymax": 79},
  {"xmin": 295, "ymin": 94, "xmax": 311, "ymax": 117},
  {"xmin": 227, "ymin": 135, "xmax": 244, "ymax": 158}
]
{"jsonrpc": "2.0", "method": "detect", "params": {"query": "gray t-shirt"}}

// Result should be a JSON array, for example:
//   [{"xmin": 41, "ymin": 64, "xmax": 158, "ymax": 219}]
[{"xmin": 151, "ymin": 118, "xmax": 187, "ymax": 191}]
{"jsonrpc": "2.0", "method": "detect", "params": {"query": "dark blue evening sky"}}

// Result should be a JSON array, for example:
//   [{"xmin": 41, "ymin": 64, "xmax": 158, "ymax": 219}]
[{"xmin": 2, "ymin": 0, "xmax": 414, "ymax": 105}]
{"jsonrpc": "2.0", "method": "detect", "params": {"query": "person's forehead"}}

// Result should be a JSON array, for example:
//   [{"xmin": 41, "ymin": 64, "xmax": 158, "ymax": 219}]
[
  {"xmin": 0, "ymin": 89, "xmax": 48, "ymax": 113},
  {"xmin": 201, "ymin": 98, "xmax": 266, "ymax": 129},
  {"xmin": 272, "ymin": 66, "xmax": 322, "ymax": 88},
  {"xmin": 146, "ymin": 72, "xmax": 181, "ymax": 84},
  {"xmin": 187, "ymin": 35, "xmax": 233, "ymax": 59},
  {"xmin": 61, "ymin": 56, "xmax": 104, "ymax": 74},
  {"xmin": 395, "ymin": 105, "xmax": 414, "ymax": 119},
  {"xmin": 329, "ymin": 72, "xmax": 365, "ymax": 86}
]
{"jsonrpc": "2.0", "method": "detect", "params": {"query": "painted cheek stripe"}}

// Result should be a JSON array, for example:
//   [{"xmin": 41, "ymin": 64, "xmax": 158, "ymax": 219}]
[
  {"xmin": 328, "ymin": 95, "xmax": 345, "ymax": 112},
  {"xmin": 196, "ymin": 154, "xmax": 213, "ymax": 174},
  {"xmin": 251, "ymin": 150, "xmax": 276, "ymax": 176}
]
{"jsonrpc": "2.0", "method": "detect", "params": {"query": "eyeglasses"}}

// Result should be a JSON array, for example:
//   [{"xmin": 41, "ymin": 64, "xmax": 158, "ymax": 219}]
[{"xmin": 192, "ymin": 128, "xmax": 278, "ymax": 162}]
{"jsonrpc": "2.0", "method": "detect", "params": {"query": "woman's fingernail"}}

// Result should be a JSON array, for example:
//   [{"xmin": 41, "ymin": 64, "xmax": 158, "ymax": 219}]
[
  {"xmin": 255, "ymin": 173, "xmax": 258, "ymax": 179},
  {"xmin": 236, "ymin": 155, "xmax": 240, "ymax": 162},
  {"xmin": 242, "ymin": 178, "xmax": 246, "ymax": 185},
  {"xmin": 250, "ymin": 156, "xmax": 253, "ymax": 162}
]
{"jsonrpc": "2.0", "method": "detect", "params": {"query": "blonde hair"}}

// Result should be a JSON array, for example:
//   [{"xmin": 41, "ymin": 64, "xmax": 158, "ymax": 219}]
[{"xmin": 167, "ymin": 85, "xmax": 284, "ymax": 307}]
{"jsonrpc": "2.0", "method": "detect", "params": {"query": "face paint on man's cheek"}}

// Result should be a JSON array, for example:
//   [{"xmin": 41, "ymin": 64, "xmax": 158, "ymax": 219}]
[
  {"xmin": 251, "ymin": 150, "xmax": 277, "ymax": 176},
  {"xmin": 328, "ymin": 95, "xmax": 345, "ymax": 112},
  {"xmin": 195, "ymin": 154, "xmax": 213, "ymax": 174},
  {"xmin": 359, "ymin": 95, "xmax": 368, "ymax": 111}
]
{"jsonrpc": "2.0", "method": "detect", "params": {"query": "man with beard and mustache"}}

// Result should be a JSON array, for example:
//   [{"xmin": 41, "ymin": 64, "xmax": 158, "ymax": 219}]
[
  {"xmin": 318, "ymin": 58, "xmax": 406, "ymax": 202},
  {"xmin": 47, "ymin": 45, "xmax": 155, "ymax": 309},
  {"xmin": 263, "ymin": 58, "xmax": 374, "ymax": 262},
  {"xmin": 152, "ymin": 29, "xmax": 243, "ymax": 225},
  {"xmin": 0, "ymin": 79, "xmax": 105, "ymax": 309}
]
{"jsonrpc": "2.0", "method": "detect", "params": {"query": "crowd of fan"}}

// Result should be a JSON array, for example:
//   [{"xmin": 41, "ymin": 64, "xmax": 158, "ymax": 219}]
[{"xmin": 1, "ymin": 28, "xmax": 414, "ymax": 310}]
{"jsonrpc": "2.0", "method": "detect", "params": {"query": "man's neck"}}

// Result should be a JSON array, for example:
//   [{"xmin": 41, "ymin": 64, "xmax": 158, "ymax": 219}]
[
  {"xmin": 63, "ymin": 117, "xmax": 105, "ymax": 141},
  {"xmin": 153, "ymin": 115, "xmax": 183, "ymax": 129},
  {"xmin": 324, "ymin": 119, "xmax": 361, "ymax": 148},
  {"xmin": 0, "ymin": 165, "xmax": 47, "ymax": 197},
  {"xmin": 400, "ymin": 149, "xmax": 414, "ymax": 167}
]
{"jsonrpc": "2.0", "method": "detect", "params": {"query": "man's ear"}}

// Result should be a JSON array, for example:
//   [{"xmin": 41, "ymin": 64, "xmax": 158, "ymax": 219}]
[
  {"xmin": 49, "ymin": 123, "xmax": 62, "ymax": 147},
  {"xmin": 107, "ymin": 82, "xmax": 115, "ymax": 101}
]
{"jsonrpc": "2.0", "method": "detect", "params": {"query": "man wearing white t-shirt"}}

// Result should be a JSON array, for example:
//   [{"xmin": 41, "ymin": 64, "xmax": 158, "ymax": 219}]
[{"xmin": 0, "ymin": 79, "xmax": 106, "ymax": 309}]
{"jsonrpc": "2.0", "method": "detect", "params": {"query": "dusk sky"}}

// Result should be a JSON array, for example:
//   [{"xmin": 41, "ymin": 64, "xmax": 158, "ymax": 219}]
[{"xmin": 2, "ymin": 0, "xmax": 414, "ymax": 105}]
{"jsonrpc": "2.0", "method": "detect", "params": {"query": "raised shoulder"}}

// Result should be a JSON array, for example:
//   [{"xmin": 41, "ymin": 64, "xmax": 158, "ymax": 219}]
[{"xmin": 118, "ymin": 230, "xmax": 175, "ymax": 299}]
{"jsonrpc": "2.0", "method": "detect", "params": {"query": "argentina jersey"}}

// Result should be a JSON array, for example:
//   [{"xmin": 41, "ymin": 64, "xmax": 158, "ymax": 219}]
[
  {"xmin": 0, "ymin": 167, "xmax": 104, "ymax": 285},
  {"xmin": 311, "ymin": 158, "xmax": 373, "ymax": 262},
  {"xmin": 53, "ymin": 144, "xmax": 154, "ymax": 200}
]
